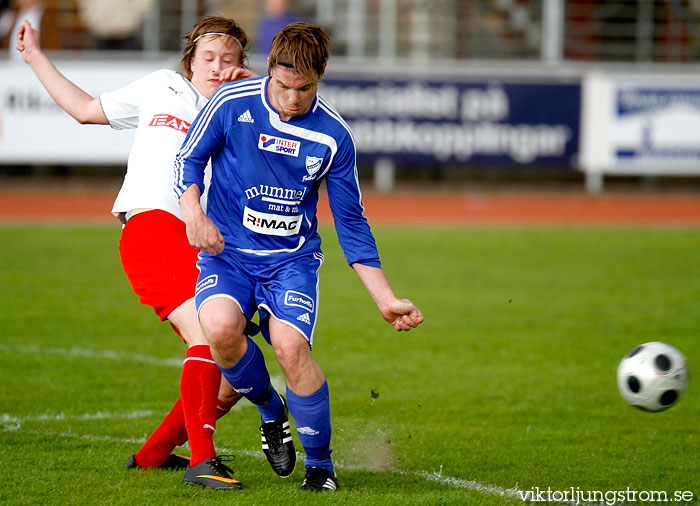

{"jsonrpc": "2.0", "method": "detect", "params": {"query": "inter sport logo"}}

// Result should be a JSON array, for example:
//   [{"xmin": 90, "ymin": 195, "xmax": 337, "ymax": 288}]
[{"xmin": 258, "ymin": 134, "xmax": 300, "ymax": 157}]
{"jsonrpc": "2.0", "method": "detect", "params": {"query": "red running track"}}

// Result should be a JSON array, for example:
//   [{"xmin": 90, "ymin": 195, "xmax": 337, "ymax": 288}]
[{"xmin": 0, "ymin": 189, "xmax": 699, "ymax": 227}]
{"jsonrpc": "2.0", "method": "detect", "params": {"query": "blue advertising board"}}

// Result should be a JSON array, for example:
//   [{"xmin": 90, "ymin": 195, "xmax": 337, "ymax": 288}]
[{"xmin": 319, "ymin": 78, "xmax": 580, "ymax": 167}]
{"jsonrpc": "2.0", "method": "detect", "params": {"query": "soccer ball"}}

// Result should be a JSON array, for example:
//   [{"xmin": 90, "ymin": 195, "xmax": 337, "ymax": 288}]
[{"xmin": 616, "ymin": 341, "xmax": 689, "ymax": 412}]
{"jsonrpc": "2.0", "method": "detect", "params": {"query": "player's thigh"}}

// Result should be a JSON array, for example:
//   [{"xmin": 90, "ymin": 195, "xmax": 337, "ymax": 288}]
[
  {"xmin": 257, "ymin": 252, "xmax": 323, "ymax": 348},
  {"xmin": 166, "ymin": 298, "xmax": 207, "ymax": 346},
  {"xmin": 268, "ymin": 315, "xmax": 312, "ymax": 361},
  {"xmin": 119, "ymin": 210, "xmax": 200, "ymax": 321},
  {"xmin": 195, "ymin": 253, "xmax": 257, "ymax": 340},
  {"xmin": 268, "ymin": 315, "xmax": 326, "ymax": 395}
]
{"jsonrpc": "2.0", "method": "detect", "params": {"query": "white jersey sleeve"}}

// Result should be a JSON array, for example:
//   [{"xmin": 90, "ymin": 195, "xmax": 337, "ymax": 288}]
[{"xmin": 100, "ymin": 73, "xmax": 157, "ymax": 130}]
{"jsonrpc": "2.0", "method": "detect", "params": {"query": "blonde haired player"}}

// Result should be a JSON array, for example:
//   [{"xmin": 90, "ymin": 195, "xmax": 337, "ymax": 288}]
[{"xmin": 16, "ymin": 16, "xmax": 255, "ymax": 490}]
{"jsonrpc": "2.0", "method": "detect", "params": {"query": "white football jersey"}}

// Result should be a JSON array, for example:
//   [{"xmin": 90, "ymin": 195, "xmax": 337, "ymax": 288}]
[{"xmin": 101, "ymin": 69, "xmax": 210, "ymax": 220}]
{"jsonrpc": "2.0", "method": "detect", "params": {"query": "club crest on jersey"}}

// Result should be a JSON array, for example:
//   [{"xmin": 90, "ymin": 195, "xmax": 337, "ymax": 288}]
[
  {"xmin": 149, "ymin": 114, "xmax": 190, "ymax": 133},
  {"xmin": 303, "ymin": 156, "xmax": 323, "ymax": 181},
  {"xmin": 258, "ymin": 134, "xmax": 300, "ymax": 157}
]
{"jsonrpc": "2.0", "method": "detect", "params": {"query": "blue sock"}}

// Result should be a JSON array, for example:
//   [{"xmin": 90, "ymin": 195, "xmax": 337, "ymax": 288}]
[
  {"xmin": 218, "ymin": 336, "xmax": 283, "ymax": 422},
  {"xmin": 287, "ymin": 381, "xmax": 333, "ymax": 473}
]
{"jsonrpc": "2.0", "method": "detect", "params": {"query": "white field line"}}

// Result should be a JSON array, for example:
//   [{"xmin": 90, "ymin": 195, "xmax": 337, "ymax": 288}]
[
  {"xmin": 0, "ymin": 422, "xmax": 599, "ymax": 506},
  {"xmin": 2, "ymin": 423, "xmax": 512, "ymax": 497},
  {"xmin": 0, "ymin": 343, "xmax": 287, "ymax": 392},
  {"xmin": 0, "ymin": 343, "xmax": 183, "ymax": 367},
  {"xmin": 1, "ymin": 409, "xmax": 161, "ymax": 425},
  {"xmin": 0, "ymin": 345, "xmax": 604, "ymax": 504},
  {"xmin": 408, "ymin": 470, "xmax": 523, "ymax": 500}
]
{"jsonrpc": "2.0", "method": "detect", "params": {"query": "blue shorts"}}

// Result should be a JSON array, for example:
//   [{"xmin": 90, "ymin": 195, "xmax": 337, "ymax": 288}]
[{"xmin": 194, "ymin": 251, "xmax": 324, "ymax": 348}]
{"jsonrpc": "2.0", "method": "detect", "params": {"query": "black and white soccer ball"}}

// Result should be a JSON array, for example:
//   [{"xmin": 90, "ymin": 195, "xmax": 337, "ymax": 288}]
[{"xmin": 617, "ymin": 341, "xmax": 689, "ymax": 412}]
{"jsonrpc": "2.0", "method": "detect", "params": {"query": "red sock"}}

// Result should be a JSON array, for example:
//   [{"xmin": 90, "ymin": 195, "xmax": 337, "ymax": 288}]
[
  {"xmin": 181, "ymin": 345, "xmax": 221, "ymax": 467},
  {"xmin": 216, "ymin": 392, "xmax": 243, "ymax": 419},
  {"xmin": 133, "ymin": 398, "xmax": 188, "ymax": 468}
]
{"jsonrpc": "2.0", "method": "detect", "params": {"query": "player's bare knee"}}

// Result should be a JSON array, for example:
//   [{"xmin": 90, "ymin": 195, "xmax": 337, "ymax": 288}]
[
  {"xmin": 200, "ymin": 317, "xmax": 243, "ymax": 359},
  {"xmin": 200, "ymin": 303, "xmax": 244, "ymax": 338},
  {"xmin": 207, "ymin": 323, "xmax": 244, "ymax": 348},
  {"xmin": 273, "ymin": 338, "xmax": 311, "ymax": 378}
]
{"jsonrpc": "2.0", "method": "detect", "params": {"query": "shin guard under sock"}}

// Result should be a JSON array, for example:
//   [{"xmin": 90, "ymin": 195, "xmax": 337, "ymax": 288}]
[
  {"xmin": 286, "ymin": 381, "xmax": 333, "ymax": 473},
  {"xmin": 181, "ymin": 345, "xmax": 220, "ymax": 467},
  {"xmin": 218, "ymin": 336, "xmax": 283, "ymax": 422}
]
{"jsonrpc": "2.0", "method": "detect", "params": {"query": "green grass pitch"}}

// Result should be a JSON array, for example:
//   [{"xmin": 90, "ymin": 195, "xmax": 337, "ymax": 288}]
[{"xmin": 0, "ymin": 223, "xmax": 698, "ymax": 505}]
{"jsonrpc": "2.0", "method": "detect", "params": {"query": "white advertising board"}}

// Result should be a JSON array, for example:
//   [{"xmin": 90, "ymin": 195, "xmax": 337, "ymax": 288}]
[
  {"xmin": 0, "ymin": 58, "xmax": 175, "ymax": 164},
  {"xmin": 581, "ymin": 72, "xmax": 700, "ymax": 177}
]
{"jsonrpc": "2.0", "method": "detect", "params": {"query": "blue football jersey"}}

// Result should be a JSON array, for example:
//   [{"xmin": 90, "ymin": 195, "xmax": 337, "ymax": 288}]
[{"xmin": 174, "ymin": 76, "xmax": 380, "ymax": 267}]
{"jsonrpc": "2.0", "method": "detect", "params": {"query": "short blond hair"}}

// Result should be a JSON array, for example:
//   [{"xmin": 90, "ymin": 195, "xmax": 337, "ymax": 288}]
[
  {"xmin": 180, "ymin": 16, "xmax": 248, "ymax": 80},
  {"xmin": 267, "ymin": 22, "xmax": 330, "ymax": 82}
]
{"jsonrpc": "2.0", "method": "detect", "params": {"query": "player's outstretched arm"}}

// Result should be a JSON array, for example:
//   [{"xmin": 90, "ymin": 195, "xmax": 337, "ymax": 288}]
[
  {"xmin": 179, "ymin": 184, "xmax": 225, "ymax": 255},
  {"xmin": 15, "ymin": 21, "xmax": 107, "ymax": 125},
  {"xmin": 352, "ymin": 263, "xmax": 424, "ymax": 331}
]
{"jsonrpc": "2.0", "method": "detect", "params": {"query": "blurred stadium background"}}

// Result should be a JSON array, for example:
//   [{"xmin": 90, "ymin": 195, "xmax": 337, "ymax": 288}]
[
  {"xmin": 1, "ymin": 5, "xmax": 699, "ymax": 502},
  {"xmin": 2, "ymin": 0, "xmax": 700, "ymax": 195}
]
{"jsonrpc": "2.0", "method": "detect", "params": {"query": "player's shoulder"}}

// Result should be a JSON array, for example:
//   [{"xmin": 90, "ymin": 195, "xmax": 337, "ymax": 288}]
[
  {"xmin": 152, "ymin": 68, "xmax": 178, "ymax": 79},
  {"xmin": 212, "ymin": 76, "xmax": 265, "ymax": 103},
  {"xmin": 152, "ymin": 69, "xmax": 195, "ymax": 91},
  {"xmin": 314, "ymin": 94, "xmax": 354, "ymax": 139},
  {"xmin": 127, "ymin": 69, "xmax": 186, "ymax": 93},
  {"xmin": 138, "ymin": 68, "xmax": 179, "ymax": 84},
  {"xmin": 138, "ymin": 69, "xmax": 205, "ymax": 105}
]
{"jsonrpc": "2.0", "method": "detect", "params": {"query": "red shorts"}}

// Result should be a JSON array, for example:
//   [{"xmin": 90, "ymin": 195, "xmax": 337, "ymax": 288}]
[{"xmin": 119, "ymin": 209, "xmax": 200, "ymax": 321}]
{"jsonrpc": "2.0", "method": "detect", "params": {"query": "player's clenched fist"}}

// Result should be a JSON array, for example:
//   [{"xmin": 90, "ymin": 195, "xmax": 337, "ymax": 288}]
[
  {"xmin": 180, "ymin": 184, "xmax": 225, "ymax": 255},
  {"xmin": 187, "ymin": 215, "xmax": 225, "ymax": 255},
  {"xmin": 381, "ymin": 298, "xmax": 424, "ymax": 332}
]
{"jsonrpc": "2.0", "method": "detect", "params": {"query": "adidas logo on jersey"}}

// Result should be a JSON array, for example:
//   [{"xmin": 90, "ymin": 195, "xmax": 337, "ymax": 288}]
[
  {"xmin": 297, "ymin": 313, "xmax": 311, "ymax": 325},
  {"xmin": 237, "ymin": 109, "xmax": 254, "ymax": 123}
]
